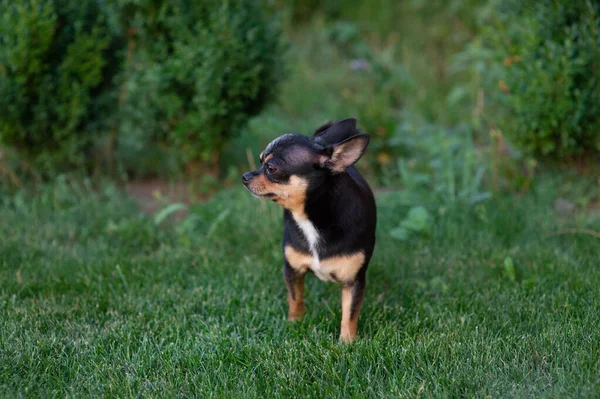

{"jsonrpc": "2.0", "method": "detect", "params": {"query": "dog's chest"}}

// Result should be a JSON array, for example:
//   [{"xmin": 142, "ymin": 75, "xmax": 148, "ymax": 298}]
[
  {"xmin": 287, "ymin": 213, "xmax": 365, "ymax": 283},
  {"xmin": 291, "ymin": 214, "xmax": 330, "ymax": 280}
]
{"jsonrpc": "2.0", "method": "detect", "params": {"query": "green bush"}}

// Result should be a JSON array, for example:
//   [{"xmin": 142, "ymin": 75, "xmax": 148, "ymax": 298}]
[
  {"xmin": 278, "ymin": 0, "xmax": 345, "ymax": 24},
  {"xmin": 0, "ymin": 0, "xmax": 117, "ymax": 173},
  {"xmin": 0, "ymin": 0, "xmax": 285, "ymax": 176},
  {"xmin": 483, "ymin": 0, "xmax": 600, "ymax": 159},
  {"xmin": 111, "ymin": 0, "xmax": 286, "ymax": 171}
]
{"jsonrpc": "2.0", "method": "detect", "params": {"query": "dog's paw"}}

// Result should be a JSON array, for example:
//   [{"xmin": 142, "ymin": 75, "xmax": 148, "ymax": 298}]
[
  {"xmin": 287, "ymin": 310, "xmax": 305, "ymax": 322},
  {"xmin": 339, "ymin": 331, "xmax": 356, "ymax": 343}
]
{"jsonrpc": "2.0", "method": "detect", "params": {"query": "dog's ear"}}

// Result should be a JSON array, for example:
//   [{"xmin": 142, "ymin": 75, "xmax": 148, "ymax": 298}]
[
  {"xmin": 313, "ymin": 118, "xmax": 357, "ymax": 146},
  {"xmin": 313, "ymin": 120, "xmax": 335, "ymax": 136},
  {"xmin": 318, "ymin": 134, "xmax": 370, "ymax": 173}
]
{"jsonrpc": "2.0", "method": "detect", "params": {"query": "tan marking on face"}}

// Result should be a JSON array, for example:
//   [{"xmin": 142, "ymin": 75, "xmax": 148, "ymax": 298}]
[
  {"xmin": 248, "ymin": 173, "xmax": 309, "ymax": 215},
  {"xmin": 263, "ymin": 153, "xmax": 273, "ymax": 164},
  {"xmin": 259, "ymin": 151, "xmax": 264, "ymax": 161},
  {"xmin": 287, "ymin": 274, "xmax": 306, "ymax": 321},
  {"xmin": 320, "ymin": 252, "xmax": 365, "ymax": 283},
  {"xmin": 273, "ymin": 175, "xmax": 308, "ymax": 215},
  {"xmin": 284, "ymin": 245, "xmax": 312, "ymax": 273},
  {"xmin": 340, "ymin": 285, "xmax": 363, "ymax": 343}
]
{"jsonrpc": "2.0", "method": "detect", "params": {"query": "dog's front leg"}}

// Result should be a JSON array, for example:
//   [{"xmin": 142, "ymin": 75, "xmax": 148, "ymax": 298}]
[{"xmin": 283, "ymin": 261, "xmax": 306, "ymax": 321}]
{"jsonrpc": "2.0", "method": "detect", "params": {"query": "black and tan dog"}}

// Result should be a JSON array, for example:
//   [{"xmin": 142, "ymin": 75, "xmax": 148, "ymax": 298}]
[{"xmin": 242, "ymin": 118, "xmax": 376, "ymax": 342}]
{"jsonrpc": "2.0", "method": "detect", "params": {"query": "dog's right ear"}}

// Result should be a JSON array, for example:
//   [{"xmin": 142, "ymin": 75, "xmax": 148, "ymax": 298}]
[
  {"xmin": 318, "ymin": 133, "xmax": 370, "ymax": 173},
  {"xmin": 313, "ymin": 118, "xmax": 357, "ymax": 146}
]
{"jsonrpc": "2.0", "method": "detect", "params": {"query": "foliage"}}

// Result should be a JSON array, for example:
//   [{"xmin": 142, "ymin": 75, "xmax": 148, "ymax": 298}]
[
  {"xmin": 232, "ymin": 0, "xmax": 496, "ymax": 190},
  {"xmin": 390, "ymin": 205, "xmax": 431, "ymax": 241},
  {"xmin": 0, "ymin": 0, "xmax": 116, "ymax": 173},
  {"xmin": 481, "ymin": 0, "xmax": 600, "ymax": 159},
  {"xmin": 279, "ymin": 0, "xmax": 345, "ymax": 24},
  {"xmin": 390, "ymin": 123, "xmax": 492, "ymax": 204},
  {"xmin": 112, "ymin": 0, "xmax": 286, "ymax": 168},
  {"xmin": 0, "ymin": 0, "xmax": 285, "ymax": 176}
]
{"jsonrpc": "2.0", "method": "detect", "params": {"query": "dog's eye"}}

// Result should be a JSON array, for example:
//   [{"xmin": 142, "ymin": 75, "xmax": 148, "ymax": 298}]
[{"xmin": 266, "ymin": 164, "xmax": 277, "ymax": 174}]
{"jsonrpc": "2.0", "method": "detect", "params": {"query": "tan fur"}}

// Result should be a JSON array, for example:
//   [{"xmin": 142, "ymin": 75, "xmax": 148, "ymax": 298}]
[
  {"xmin": 320, "ymin": 253, "xmax": 365, "ymax": 283},
  {"xmin": 285, "ymin": 245, "xmax": 365, "ymax": 284},
  {"xmin": 287, "ymin": 274, "xmax": 306, "ymax": 321},
  {"xmin": 248, "ymin": 174, "xmax": 309, "ymax": 215},
  {"xmin": 284, "ymin": 245, "xmax": 312, "ymax": 273},
  {"xmin": 273, "ymin": 175, "xmax": 308, "ymax": 214},
  {"xmin": 340, "ymin": 285, "xmax": 363, "ymax": 342},
  {"xmin": 263, "ymin": 154, "xmax": 273, "ymax": 164}
]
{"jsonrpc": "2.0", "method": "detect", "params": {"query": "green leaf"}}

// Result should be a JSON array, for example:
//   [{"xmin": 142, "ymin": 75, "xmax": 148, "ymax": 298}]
[
  {"xmin": 390, "ymin": 206, "xmax": 432, "ymax": 241},
  {"xmin": 469, "ymin": 192, "xmax": 492, "ymax": 205},
  {"xmin": 390, "ymin": 226, "xmax": 410, "ymax": 241},
  {"xmin": 446, "ymin": 86, "xmax": 469, "ymax": 105},
  {"xmin": 504, "ymin": 256, "xmax": 517, "ymax": 283},
  {"xmin": 206, "ymin": 209, "xmax": 231, "ymax": 238},
  {"xmin": 401, "ymin": 206, "xmax": 431, "ymax": 232},
  {"xmin": 154, "ymin": 203, "xmax": 187, "ymax": 225}
]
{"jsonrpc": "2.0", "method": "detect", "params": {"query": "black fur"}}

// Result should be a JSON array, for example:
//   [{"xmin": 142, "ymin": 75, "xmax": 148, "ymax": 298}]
[
  {"xmin": 283, "ymin": 260, "xmax": 301, "ymax": 301},
  {"xmin": 313, "ymin": 117, "xmax": 358, "ymax": 146},
  {"xmin": 282, "ymin": 168, "xmax": 376, "ymax": 260}
]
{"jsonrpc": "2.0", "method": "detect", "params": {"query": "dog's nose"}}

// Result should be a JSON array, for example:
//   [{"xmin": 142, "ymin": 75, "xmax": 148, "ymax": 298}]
[{"xmin": 242, "ymin": 172, "xmax": 253, "ymax": 185}]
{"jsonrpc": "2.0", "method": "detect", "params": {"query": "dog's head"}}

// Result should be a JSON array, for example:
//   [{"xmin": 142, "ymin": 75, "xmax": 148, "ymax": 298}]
[{"xmin": 241, "ymin": 118, "xmax": 369, "ymax": 213}]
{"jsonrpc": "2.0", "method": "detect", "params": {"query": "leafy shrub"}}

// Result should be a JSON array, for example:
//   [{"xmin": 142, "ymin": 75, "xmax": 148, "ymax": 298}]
[
  {"xmin": 113, "ymin": 0, "xmax": 286, "ymax": 170},
  {"xmin": 0, "ymin": 0, "xmax": 285, "ymax": 176},
  {"xmin": 393, "ymin": 123, "xmax": 492, "ymax": 205},
  {"xmin": 0, "ymin": 0, "xmax": 117, "ymax": 173},
  {"xmin": 482, "ymin": 0, "xmax": 600, "ymax": 159},
  {"xmin": 390, "ymin": 205, "xmax": 432, "ymax": 241},
  {"xmin": 279, "ymin": 0, "xmax": 345, "ymax": 24}
]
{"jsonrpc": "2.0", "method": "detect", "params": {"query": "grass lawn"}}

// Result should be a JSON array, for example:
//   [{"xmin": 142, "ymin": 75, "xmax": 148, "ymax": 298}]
[{"xmin": 1, "ymin": 175, "xmax": 599, "ymax": 398}]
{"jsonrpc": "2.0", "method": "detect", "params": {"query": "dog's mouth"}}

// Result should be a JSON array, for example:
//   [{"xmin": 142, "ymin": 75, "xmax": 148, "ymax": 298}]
[
  {"xmin": 244, "ymin": 185, "xmax": 277, "ymax": 199},
  {"xmin": 257, "ymin": 192, "xmax": 276, "ymax": 198}
]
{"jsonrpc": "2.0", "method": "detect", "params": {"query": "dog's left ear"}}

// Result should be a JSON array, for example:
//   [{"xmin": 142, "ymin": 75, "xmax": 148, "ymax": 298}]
[
  {"xmin": 319, "ymin": 134, "xmax": 370, "ymax": 173},
  {"xmin": 313, "ymin": 118, "xmax": 357, "ymax": 146}
]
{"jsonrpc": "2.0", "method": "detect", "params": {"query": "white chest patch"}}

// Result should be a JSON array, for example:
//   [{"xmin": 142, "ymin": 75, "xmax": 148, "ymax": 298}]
[{"xmin": 292, "ymin": 213, "xmax": 322, "ymax": 272}]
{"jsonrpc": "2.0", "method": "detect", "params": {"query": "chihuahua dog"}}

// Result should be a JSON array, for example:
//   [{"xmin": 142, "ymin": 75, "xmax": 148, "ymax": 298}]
[{"xmin": 242, "ymin": 118, "xmax": 376, "ymax": 342}]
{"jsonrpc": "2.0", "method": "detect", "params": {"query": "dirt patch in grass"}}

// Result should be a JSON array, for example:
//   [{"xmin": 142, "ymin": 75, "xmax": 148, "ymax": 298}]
[{"xmin": 123, "ymin": 179, "xmax": 205, "ymax": 215}]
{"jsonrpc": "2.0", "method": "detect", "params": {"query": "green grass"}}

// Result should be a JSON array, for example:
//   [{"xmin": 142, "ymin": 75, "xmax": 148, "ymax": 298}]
[{"xmin": 1, "ymin": 176, "xmax": 599, "ymax": 397}]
